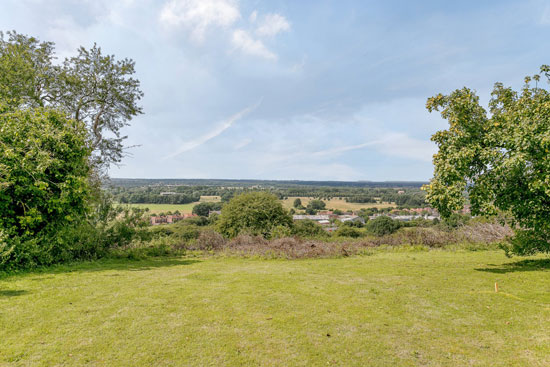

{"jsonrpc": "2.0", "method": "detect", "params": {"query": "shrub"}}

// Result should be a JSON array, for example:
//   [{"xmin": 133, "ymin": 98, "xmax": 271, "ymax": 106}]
[
  {"xmin": 271, "ymin": 225, "xmax": 293, "ymax": 239},
  {"xmin": 292, "ymin": 219, "xmax": 328, "ymax": 238},
  {"xmin": 218, "ymin": 192, "xmax": 293, "ymax": 238},
  {"xmin": 367, "ymin": 216, "xmax": 402, "ymax": 236},
  {"xmin": 334, "ymin": 226, "xmax": 363, "ymax": 238},
  {"xmin": 440, "ymin": 213, "xmax": 471, "ymax": 229},
  {"xmin": 193, "ymin": 230, "xmax": 227, "ymax": 250},
  {"xmin": 0, "ymin": 106, "xmax": 91, "ymax": 270}
]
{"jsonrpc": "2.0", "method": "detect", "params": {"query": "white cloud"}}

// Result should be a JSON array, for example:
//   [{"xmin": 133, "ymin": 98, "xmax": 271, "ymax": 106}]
[
  {"xmin": 164, "ymin": 100, "xmax": 261, "ymax": 158},
  {"xmin": 231, "ymin": 29, "xmax": 276, "ymax": 59},
  {"xmin": 256, "ymin": 13, "xmax": 290, "ymax": 37},
  {"xmin": 159, "ymin": 0, "xmax": 240, "ymax": 42}
]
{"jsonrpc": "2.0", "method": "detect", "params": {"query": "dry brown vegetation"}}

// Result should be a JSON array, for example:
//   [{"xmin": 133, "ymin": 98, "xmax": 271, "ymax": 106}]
[{"xmin": 185, "ymin": 222, "xmax": 512, "ymax": 259}]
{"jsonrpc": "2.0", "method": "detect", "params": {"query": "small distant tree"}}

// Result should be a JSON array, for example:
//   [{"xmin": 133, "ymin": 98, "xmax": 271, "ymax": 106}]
[
  {"xmin": 424, "ymin": 65, "xmax": 550, "ymax": 255},
  {"xmin": 305, "ymin": 199, "xmax": 326, "ymax": 214},
  {"xmin": 218, "ymin": 192, "xmax": 293, "ymax": 238},
  {"xmin": 293, "ymin": 198, "xmax": 302, "ymax": 208},
  {"xmin": 192, "ymin": 202, "xmax": 221, "ymax": 217}
]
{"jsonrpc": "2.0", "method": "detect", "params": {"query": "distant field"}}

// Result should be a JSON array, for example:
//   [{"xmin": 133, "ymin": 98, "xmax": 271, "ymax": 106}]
[
  {"xmin": 122, "ymin": 196, "xmax": 221, "ymax": 214},
  {"xmin": 1, "ymin": 251, "xmax": 549, "ymax": 366},
  {"xmin": 282, "ymin": 196, "xmax": 394, "ymax": 211}
]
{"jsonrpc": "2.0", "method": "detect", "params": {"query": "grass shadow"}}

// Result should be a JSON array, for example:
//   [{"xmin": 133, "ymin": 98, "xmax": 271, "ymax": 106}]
[
  {"xmin": 476, "ymin": 258, "xmax": 550, "ymax": 273},
  {"xmin": 0, "ymin": 257, "xmax": 201, "ymax": 280},
  {"xmin": 0, "ymin": 289, "xmax": 29, "ymax": 298}
]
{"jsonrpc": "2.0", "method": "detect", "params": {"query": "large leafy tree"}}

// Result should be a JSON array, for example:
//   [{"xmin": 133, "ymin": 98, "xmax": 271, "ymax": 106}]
[
  {"xmin": 0, "ymin": 31, "xmax": 143, "ymax": 170},
  {"xmin": 218, "ymin": 192, "xmax": 293, "ymax": 238},
  {"xmin": 425, "ymin": 65, "xmax": 550, "ymax": 255}
]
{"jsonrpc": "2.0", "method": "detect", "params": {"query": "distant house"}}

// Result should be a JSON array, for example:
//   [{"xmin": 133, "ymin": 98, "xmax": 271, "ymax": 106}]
[
  {"xmin": 397, "ymin": 190, "xmax": 405, "ymax": 194},
  {"xmin": 339, "ymin": 215, "xmax": 365, "ymax": 224},
  {"xmin": 160, "ymin": 192, "xmax": 177, "ymax": 196},
  {"xmin": 292, "ymin": 215, "xmax": 330, "ymax": 221},
  {"xmin": 150, "ymin": 213, "xmax": 197, "ymax": 225}
]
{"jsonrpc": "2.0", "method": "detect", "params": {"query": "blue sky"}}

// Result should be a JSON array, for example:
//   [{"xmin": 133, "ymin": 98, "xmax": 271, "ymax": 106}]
[{"xmin": 2, "ymin": 0, "xmax": 550, "ymax": 180}]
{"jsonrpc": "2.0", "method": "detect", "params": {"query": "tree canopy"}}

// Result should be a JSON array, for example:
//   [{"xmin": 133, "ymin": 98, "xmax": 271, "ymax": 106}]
[
  {"xmin": 218, "ymin": 192, "xmax": 293, "ymax": 238},
  {"xmin": 0, "ymin": 31, "xmax": 143, "ymax": 170},
  {"xmin": 424, "ymin": 65, "xmax": 550, "ymax": 255}
]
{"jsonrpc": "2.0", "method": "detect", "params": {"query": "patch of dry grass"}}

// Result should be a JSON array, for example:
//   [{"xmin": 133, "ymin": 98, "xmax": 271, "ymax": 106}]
[{"xmin": 281, "ymin": 196, "xmax": 394, "ymax": 211}]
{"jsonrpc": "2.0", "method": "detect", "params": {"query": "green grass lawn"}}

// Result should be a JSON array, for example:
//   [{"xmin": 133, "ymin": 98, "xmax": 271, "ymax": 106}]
[{"xmin": 1, "ymin": 250, "xmax": 549, "ymax": 366}]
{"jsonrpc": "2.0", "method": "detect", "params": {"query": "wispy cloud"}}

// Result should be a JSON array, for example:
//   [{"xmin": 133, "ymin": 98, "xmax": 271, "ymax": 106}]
[
  {"xmin": 159, "ymin": 0, "xmax": 240, "ymax": 42},
  {"xmin": 312, "ymin": 133, "xmax": 436, "ymax": 162},
  {"xmin": 231, "ymin": 29, "xmax": 276, "ymax": 59},
  {"xmin": 163, "ymin": 100, "xmax": 262, "ymax": 159},
  {"xmin": 256, "ymin": 13, "xmax": 290, "ymax": 37},
  {"xmin": 159, "ymin": 0, "xmax": 288, "ymax": 59}
]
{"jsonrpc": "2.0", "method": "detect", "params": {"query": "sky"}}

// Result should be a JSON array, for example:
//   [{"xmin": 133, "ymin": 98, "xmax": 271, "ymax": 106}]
[{"xmin": 2, "ymin": 0, "xmax": 550, "ymax": 181}]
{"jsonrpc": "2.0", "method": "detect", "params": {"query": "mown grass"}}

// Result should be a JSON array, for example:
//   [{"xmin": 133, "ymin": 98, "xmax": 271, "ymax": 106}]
[
  {"xmin": 1, "ymin": 251, "xmax": 549, "ymax": 366},
  {"xmin": 281, "ymin": 196, "xmax": 395, "ymax": 211}
]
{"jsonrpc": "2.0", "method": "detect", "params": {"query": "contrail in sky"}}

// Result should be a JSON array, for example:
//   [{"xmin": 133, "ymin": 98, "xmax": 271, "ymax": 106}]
[{"xmin": 163, "ymin": 99, "xmax": 262, "ymax": 159}]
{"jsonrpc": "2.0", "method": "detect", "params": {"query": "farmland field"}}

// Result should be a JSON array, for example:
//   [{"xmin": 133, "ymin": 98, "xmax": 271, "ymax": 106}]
[
  {"xmin": 282, "ymin": 196, "xmax": 395, "ymax": 211},
  {"xmin": 122, "ymin": 196, "xmax": 221, "ymax": 214},
  {"xmin": 1, "ymin": 250, "xmax": 549, "ymax": 366}
]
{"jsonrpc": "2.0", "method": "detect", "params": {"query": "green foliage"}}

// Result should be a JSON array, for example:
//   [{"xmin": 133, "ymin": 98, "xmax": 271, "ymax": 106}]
[
  {"xmin": 292, "ymin": 220, "xmax": 328, "ymax": 238},
  {"xmin": 270, "ymin": 225, "xmax": 294, "ymax": 239},
  {"xmin": 192, "ymin": 202, "xmax": 222, "ymax": 217},
  {"xmin": 334, "ymin": 226, "xmax": 363, "ymax": 238},
  {"xmin": 0, "ymin": 31, "xmax": 143, "ymax": 169},
  {"xmin": 367, "ymin": 216, "xmax": 402, "ymax": 236},
  {"xmin": 305, "ymin": 199, "xmax": 326, "ymax": 214},
  {"xmin": 293, "ymin": 198, "xmax": 302, "ymax": 208},
  {"xmin": 440, "ymin": 213, "xmax": 470, "ymax": 229},
  {"xmin": 0, "ymin": 105, "xmax": 92, "ymax": 270},
  {"xmin": 425, "ymin": 65, "xmax": 550, "ymax": 254},
  {"xmin": 218, "ymin": 192, "xmax": 293, "ymax": 238}
]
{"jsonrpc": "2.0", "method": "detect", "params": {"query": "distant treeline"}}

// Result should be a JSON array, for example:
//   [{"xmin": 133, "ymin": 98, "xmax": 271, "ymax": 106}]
[
  {"xmin": 109, "ymin": 178, "xmax": 427, "ymax": 189},
  {"xmin": 108, "ymin": 181, "xmax": 428, "ymax": 208}
]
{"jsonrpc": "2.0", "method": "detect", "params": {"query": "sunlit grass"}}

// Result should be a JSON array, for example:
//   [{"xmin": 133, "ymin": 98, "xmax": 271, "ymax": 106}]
[
  {"xmin": 1, "ymin": 251, "xmax": 549, "ymax": 366},
  {"xmin": 282, "ymin": 196, "xmax": 395, "ymax": 211}
]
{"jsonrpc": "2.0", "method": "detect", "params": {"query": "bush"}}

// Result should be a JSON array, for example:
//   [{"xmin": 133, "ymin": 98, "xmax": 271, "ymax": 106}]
[
  {"xmin": 367, "ymin": 216, "xmax": 402, "ymax": 236},
  {"xmin": 334, "ymin": 226, "xmax": 363, "ymax": 238},
  {"xmin": 440, "ymin": 213, "xmax": 470, "ymax": 229},
  {"xmin": 193, "ymin": 230, "xmax": 227, "ymax": 250},
  {"xmin": 0, "ymin": 106, "xmax": 91, "ymax": 270},
  {"xmin": 218, "ymin": 192, "xmax": 293, "ymax": 238},
  {"xmin": 292, "ymin": 220, "xmax": 328, "ymax": 238}
]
